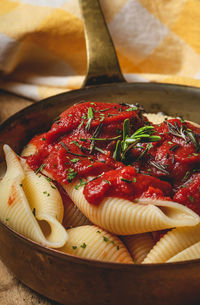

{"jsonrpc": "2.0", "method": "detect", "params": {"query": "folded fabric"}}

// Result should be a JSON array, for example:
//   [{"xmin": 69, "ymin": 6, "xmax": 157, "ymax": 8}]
[{"xmin": 0, "ymin": 0, "xmax": 200, "ymax": 100}]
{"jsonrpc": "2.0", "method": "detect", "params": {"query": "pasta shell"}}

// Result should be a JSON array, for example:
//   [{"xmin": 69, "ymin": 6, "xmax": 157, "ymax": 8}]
[
  {"xmin": 60, "ymin": 225, "xmax": 133, "ymax": 263},
  {"xmin": 121, "ymin": 233, "xmax": 155, "ymax": 263},
  {"xmin": 0, "ymin": 145, "xmax": 68, "ymax": 248},
  {"xmin": 20, "ymin": 159, "xmax": 64, "ymax": 223},
  {"xmin": 143, "ymin": 224, "xmax": 200, "ymax": 264},
  {"xmin": 167, "ymin": 241, "xmax": 200, "ymax": 262},
  {"xmin": 21, "ymin": 143, "xmax": 37, "ymax": 156},
  {"xmin": 62, "ymin": 193, "xmax": 91, "ymax": 228},
  {"xmin": 64, "ymin": 183, "xmax": 199, "ymax": 235}
]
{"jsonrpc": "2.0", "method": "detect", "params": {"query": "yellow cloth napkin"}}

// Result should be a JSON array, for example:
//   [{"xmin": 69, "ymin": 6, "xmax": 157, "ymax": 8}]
[{"xmin": 1, "ymin": 0, "xmax": 200, "ymax": 100}]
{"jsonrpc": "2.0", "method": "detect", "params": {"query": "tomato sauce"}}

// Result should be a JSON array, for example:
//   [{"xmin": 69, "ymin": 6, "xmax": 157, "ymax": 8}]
[{"xmin": 25, "ymin": 102, "xmax": 200, "ymax": 213}]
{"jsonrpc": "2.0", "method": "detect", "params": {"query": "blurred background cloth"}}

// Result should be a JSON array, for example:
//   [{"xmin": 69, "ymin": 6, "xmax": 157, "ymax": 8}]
[{"xmin": 1, "ymin": 0, "xmax": 200, "ymax": 101}]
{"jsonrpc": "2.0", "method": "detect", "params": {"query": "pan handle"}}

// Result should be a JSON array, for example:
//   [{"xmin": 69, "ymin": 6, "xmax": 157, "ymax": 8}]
[{"xmin": 79, "ymin": 0, "xmax": 125, "ymax": 87}]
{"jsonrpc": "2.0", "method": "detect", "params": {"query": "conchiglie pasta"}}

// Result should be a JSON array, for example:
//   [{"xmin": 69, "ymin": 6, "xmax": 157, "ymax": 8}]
[
  {"xmin": 143, "ymin": 224, "xmax": 200, "ymax": 264},
  {"xmin": 62, "ymin": 194, "xmax": 91, "ymax": 228},
  {"xmin": 60, "ymin": 225, "xmax": 133, "ymax": 263},
  {"xmin": 21, "ymin": 143, "xmax": 38, "ymax": 157},
  {"xmin": 121, "ymin": 233, "xmax": 155, "ymax": 263},
  {"xmin": 64, "ymin": 183, "xmax": 199, "ymax": 235},
  {"xmin": 167, "ymin": 241, "xmax": 200, "ymax": 262},
  {"xmin": 0, "ymin": 145, "xmax": 68, "ymax": 248},
  {"xmin": 21, "ymin": 142, "xmax": 90, "ymax": 229}
]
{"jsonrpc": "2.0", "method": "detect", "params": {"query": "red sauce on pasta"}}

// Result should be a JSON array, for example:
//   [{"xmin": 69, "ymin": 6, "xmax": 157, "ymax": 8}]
[{"xmin": 25, "ymin": 102, "xmax": 200, "ymax": 212}]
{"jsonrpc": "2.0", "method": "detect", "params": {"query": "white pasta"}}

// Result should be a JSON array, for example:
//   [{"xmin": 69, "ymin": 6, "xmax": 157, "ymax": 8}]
[
  {"xmin": 21, "ymin": 143, "xmax": 38, "ymax": 156},
  {"xmin": 167, "ymin": 241, "xmax": 200, "ymax": 262},
  {"xmin": 60, "ymin": 225, "xmax": 133, "ymax": 263},
  {"xmin": 0, "ymin": 145, "xmax": 68, "ymax": 248},
  {"xmin": 143, "ymin": 224, "xmax": 200, "ymax": 264},
  {"xmin": 62, "ymin": 194, "xmax": 91, "ymax": 228},
  {"xmin": 121, "ymin": 233, "xmax": 155, "ymax": 263},
  {"xmin": 64, "ymin": 182, "xmax": 199, "ymax": 235}
]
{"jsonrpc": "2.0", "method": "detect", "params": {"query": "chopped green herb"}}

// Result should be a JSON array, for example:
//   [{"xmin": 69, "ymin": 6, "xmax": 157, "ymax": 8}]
[
  {"xmin": 78, "ymin": 120, "xmax": 84, "ymax": 129},
  {"xmin": 70, "ymin": 140, "xmax": 82, "ymax": 148},
  {"xmin": 125, "ymin": 107, "xmax": 138, "ymax": 111},
  {"xmin": 85, "ymin": 107, "xmax": 94, "ymax": 130},
  {"xmin": 42, "ymin": 137, "xmax": 46, "ymax": 141},
  {"xmin": 103, "ymin": 180, "xmax": 111, "ymax": 185},
  {"xmin": 43, "ymin": 191, "xmax": 50, "ymax": 197},
  {"xmin": 71, "ymin": 158, "xmax": 80, "ymax": 163},
  {"xmin": 182, "ymin": 171, "xmax": 190, "ymax": 182},
  {"xmin": 94, "ymin": 146, "xmax": 107, "ymax": 155},
  {"xmin": 116, "ymin": 245, "xmax": 120, "ymax": 250},
  {"xmin": 121, "ymin": 178, "xmax": 132, "ymax": 183},
  {"xmin": 50, "ymin": 184, "xmax": 56, "ymax": 189},
  {"xmin": 193, "ymin": 169, "xmax": 200, "ymax": 172},
  {"xmin": 150, "ymin": 161, "xmax": 169, "ymax": 175},
  {"xmin": 53, "ymin": 115, "xmax": 60, "ymax": 123},
  {"xmin": 103, "ymin": 236, "xmax": 109, "ymax": 242},
  {"xmin": 60, "ymin": 142, "xmax": 87, "ymax": 158},
  {"xmin": 113, "ymin": 140, "xmax": 121, "ymax": 161},
  {"xmin": 189, "ymin": 195, "xmax": 194, "ymax": 203},
  {"xmin": 75, "ymin": 179, "xmax": 87, "ymax": 190},
  {"xmin": 80, "ymin": 138, "xmax": 87, "ymax": 142},
  {"xmin": 89, "ymin": 123, "xmax": 103, "ymax": 153},
  {"xmin": 90, "ymin": 135, "xmax": 121, "ymax": 141},
  {"xmin": 69, "ymin": 114, "xmax": 72, "ymax": 117},
  {"xmin": 99, "ymin": 108, "xmax": 110, "ymax": 112},
  {"xmin": 137, "ymin": 143, "xmax": 153, "ymax": 160},
  {"xmin": 19, "ymin": 183, "xmax": 23, "ymax": 187},
  {"xmin": 169, "ymin": 144, "xmax": 179, "ymax": 151},
  {"xmin": 5, "ymin": 217, "xmax": 9, "ymax": 221},
  {"xmin": 80, "ymin": 242, "xmax": 87, "ymax": 248},
  {"xmin": 96, "ymin": 230, "xmax": 101, "ymax": 234},
  {"xmin": 133, "ymin": 178, "xmax": 137, "ymax": 183},
  {"xmin": 72, "ymin": 246, "xmax": 77, "ymax": 250},
  {"xmin": 67, "ymin": 168, "xmax": 78, "ymax": 182},
  {"xmin": 35, "ymin": 163, "xmax": 46, "ymax": 175}
]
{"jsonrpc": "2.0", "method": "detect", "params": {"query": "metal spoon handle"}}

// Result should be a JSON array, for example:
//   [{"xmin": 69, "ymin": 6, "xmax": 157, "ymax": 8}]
[{"xmin": 79, "ymin": 0, "xmax": 125, "ymax": 87}]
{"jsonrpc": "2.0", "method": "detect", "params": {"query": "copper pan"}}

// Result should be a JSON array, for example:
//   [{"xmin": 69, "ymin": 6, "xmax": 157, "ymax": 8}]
[{"xmin": 0, "ymin": 0, "xmax": 200, "ymax": 304}]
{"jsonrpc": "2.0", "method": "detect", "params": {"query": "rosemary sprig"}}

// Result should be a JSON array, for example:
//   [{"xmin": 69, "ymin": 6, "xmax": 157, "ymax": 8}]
[
  {"xmin": 137, "ymin": 143, "xmax": 153, "ymax": 160},
  {"xmin": 89, "ymin": 122, "xmax": 103, "ymax": 153},
  {"xmin": 150, "ymin": 161, "xmax": 169, "ymax": 175},
  {"xmin": 60, "ymin": 142, "xmax": 88, "ymax": 158},
  {"xmin": 113, "ymin": 119, "xmax": 161, "ymax": 162},
  {"xmin": 167, "ymin": 121, "xmax": 187, "ymax": 140},
  {"xmin": 90, "ymin": 135, "xmax": 121, "ymax": 141},
  {"xmin": 167, "ymin": 121, "xmax": 200, "ymax": 152},
  {"xmin": 186, "ymin": 129, "xmax": 200, "ymax": 152},
  {"xmin": 85, "ymin": 107, "xmax": 94, "ymax": 131}
]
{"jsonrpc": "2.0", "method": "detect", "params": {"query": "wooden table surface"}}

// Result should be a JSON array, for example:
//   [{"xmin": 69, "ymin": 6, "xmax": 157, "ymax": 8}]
[{"xmin": 0, "ymin": 90, "xmax": 60, "ymax": 305}]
